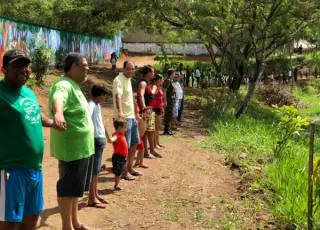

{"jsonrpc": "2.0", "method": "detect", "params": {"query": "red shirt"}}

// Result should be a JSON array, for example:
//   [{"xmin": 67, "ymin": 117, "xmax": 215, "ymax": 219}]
[
  {"xmin": 112, "ymin": 132, "xmax": 128, "ymax": 157},
  {"xmin": 150, "ymin": 88, "xmax": 164, "ymax": 109}
]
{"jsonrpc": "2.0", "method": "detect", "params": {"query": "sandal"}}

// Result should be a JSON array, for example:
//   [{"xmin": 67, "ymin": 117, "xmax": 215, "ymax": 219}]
[{"xmin": 87, "ymin": 202, "xmax": 106, "ymax": 209}]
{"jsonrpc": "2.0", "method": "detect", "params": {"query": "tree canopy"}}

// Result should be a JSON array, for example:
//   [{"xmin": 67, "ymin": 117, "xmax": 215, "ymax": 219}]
[{"xmin": 1, "ymin": 0, "xmax": 319, "ymax": 116}]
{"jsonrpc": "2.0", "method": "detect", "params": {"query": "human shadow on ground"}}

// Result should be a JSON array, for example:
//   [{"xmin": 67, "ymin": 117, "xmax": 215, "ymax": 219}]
[{"xmin": 37, "ymin": 206, "xmax": 60, "ymax": 229}]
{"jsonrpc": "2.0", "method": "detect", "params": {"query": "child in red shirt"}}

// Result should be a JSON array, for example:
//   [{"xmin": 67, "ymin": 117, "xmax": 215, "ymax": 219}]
[
  {"xmin": 134, "ymin": 108, "xmax": 150, "ymax": 168},
  {"xmin": 112, "ymin": 119, "xmax": 128, "ymax": 190}
]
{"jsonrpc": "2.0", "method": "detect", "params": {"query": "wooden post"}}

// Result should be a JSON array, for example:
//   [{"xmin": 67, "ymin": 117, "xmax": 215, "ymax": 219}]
[{"xmin": 308, "ymin": 123, "xmax": 316, "ymax": 230}]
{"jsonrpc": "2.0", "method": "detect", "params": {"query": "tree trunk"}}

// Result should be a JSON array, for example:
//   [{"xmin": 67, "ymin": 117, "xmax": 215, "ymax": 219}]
[
  {"xmin": 229, "ymin": 76, "xmax": 242, "ymax": 91},
  {"xmin": 205, "ymin": 44, "xmax": 218, "ymax": 69},
  {"xmin": 229, "ymin": 63, "xmax": 244, "ymax": 91},
  {"xmin": 235, "ymin": 61, "xmax": 265, "ymax": 118}
]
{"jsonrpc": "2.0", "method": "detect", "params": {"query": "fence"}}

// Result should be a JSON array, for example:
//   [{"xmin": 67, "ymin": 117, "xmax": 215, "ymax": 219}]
[{"xmin": 0, "ymin": 16, "xmax": 122, "ymax": 68}]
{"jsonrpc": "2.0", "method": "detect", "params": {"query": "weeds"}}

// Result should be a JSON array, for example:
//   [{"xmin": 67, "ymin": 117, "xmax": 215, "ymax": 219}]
[{"xmin": 194, "ymin": 80, "xmax": 320, "ymax": 228}]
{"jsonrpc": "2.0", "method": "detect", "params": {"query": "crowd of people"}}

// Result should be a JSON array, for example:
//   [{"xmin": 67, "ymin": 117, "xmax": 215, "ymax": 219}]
[{"xmin": 0, "ymin": 49, "xmax": 186, "ymax": 230}]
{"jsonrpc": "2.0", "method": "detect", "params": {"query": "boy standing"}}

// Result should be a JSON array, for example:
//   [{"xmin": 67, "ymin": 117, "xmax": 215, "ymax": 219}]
[
  {"xmin": 112, "ymin": 119, "xmax": 128, "ymax": 190},
  {"xmin": 87, "ymin": 85, "xmax": 114, "ymax": 209}
]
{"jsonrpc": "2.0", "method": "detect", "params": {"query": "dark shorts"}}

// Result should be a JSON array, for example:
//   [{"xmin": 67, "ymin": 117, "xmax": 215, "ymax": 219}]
[
  {"xmin": 92, "ymin": 137, "xmax": 106, "ymax": 176},
  {"xmin": 112, "ymin": 153, "xmax": 126, "ymax": 177},
  {"xmin": 153, "ymin": 108, "xmax": 163, "ymax": 115},
  {"xmin": 57, "ymin": 157, "xmax": 90, "ymax": 197}
]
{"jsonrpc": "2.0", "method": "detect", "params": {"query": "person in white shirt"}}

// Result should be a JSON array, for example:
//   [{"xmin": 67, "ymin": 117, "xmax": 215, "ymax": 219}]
[
  {"xmin": 172, "ymin": 74, "xmax": 183, "ymax": 129},
  {"xmin": 87, "ymin": 85, "xmax": 114, "ymax": 209},
  {"xmin": 195, "ymin": 68, "xmax": 201, "ymax": 88}
]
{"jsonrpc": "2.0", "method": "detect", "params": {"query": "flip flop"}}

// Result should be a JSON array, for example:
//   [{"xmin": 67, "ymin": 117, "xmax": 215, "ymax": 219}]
[
  {"xmin": 121, "ymin": 174, "xmax": 135, "ymax": 180},
  {"xmin": 97, "ymin": 197, "xmax": 108, "ymax": 204},
  {"xmin": 152, "ymin": 152, "xmax": 163, "ymax": 158},
  {"xmin": 131, "ymin": 170, "xmax": 142, "ymax": 176},
  {"xmin": 145, "ymin": 154, "xmax": 156, "ymax": 159},
  {"xmin": 114, "ymin": 186, "xmax": 123, "ymax": 191},
  {"xmin": 139, "ymin": 165, "xmax": 149, "ymax": 169},
  {"xmin": 73, "ymin": 224, "xmax": 90, "ymax": 230},
  {"xmin": 87, "ymin": 203, "xmax": 106, "ymax": 209}
]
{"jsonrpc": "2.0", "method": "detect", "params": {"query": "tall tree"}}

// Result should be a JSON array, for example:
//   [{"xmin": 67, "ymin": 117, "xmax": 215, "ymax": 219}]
[{"xmin": 137, "ymin": 0, "xmax": 319, "ymax": 116}]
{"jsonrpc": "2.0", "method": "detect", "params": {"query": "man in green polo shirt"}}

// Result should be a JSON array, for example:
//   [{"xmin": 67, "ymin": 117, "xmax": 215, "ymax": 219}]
[
  {"xmin": 0, "ymin": 49, "xmax": 55, "ymax": 230},
  {"xmin": 49, "ymin": 53, "xmax": 94, "ymax": 230}
]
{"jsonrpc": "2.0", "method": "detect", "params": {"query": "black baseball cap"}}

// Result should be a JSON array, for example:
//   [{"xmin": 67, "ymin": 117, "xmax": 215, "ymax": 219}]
[{"xmin": 3, "ymin": 49, "xmax": 31, "ymax": 68}]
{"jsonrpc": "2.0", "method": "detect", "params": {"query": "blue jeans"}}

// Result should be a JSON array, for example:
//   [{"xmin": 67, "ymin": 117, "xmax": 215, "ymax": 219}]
[
  {"xmin": 125, "ymin": 118, "xmax": 139, "ymax": 147},
  {"xmin": 92, "ymin": 137, "xmax": 106, "ymax": 176}
]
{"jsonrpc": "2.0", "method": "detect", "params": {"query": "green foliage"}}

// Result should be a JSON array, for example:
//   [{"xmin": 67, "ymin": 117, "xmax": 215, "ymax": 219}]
[
  {"xmin": 273, "ymin": 105, "xmax": 309, "ymax": 158},
  {"xmin": 266, "ymin": 143, "xmax": 311, "ymax": 227},
  {"xmin": 194, "ymin": 82, "xmax": 320, "ymax": 227},
  {"xmin": 30, "ymin": 45, "xmax": 53, "ymax": 85}
]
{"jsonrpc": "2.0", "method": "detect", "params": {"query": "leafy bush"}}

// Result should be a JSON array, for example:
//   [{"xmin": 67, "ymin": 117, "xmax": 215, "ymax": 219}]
[
  {"xmin": 31, "ymin": 45, "xmax": 53, "ymax": 85},
  {"xmin": 256, "ymin": 86, "xmax": 300, "ymax": 107},
  {"xmin": 273, "ymin": 105, "xmax": 309, "ymax": 158},
  {"xmin": 194, "ymin": 84, "xmax": 319, "ymax": 227}
]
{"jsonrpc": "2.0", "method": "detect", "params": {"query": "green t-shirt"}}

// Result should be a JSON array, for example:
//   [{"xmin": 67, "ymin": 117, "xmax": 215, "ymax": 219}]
[
  {"xmin": 0, "ymin": 80, "xmax": 44, "ymax": 169},
  {"xmin": 49, "ymin": 76, "xmax": 94, "ymax": 162}
]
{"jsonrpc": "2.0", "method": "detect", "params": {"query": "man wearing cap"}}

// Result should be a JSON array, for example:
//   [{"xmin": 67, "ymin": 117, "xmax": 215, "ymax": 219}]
[{"xmin": 0, "ymin": 49, "xmax": 56, "ymax": 230}]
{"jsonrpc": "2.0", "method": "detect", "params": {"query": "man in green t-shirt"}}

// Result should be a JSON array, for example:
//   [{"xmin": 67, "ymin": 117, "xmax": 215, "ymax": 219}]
[
  {"xmin": 0, "ymin": 49, "xmax": 55, "ymax": 230},
  {"xmin": 49, "ymin": 53, "xmax": 94, "ymax": 230}
]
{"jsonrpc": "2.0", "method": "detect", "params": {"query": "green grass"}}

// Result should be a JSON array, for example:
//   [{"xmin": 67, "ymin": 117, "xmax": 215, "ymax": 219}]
[
  {"xmin": 293, "ymin": 79, "xmax": 320, "ymax": 120},
  {"xmin": 194, "ymin": 81, "xmax": 320, "ymax": 228}
]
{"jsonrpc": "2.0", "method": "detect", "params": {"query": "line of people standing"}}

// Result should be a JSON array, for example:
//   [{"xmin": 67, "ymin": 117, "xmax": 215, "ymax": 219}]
[{"xmin": 0, "ymin": 49, "xmax": 185, "ymax": 230}]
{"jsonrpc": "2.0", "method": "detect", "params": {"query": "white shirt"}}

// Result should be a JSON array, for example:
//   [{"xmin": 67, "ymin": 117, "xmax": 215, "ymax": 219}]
[
  {"xmin": 172, "ymin": 81, "xmax": 183, "ymax": 100},
  {"xmin": 195, "ymin": 69, "xmax": 201, "ymax": 78},
  {"xmin": 112, "ymin": 73, "xmax": 135, "ymax": 118},
  {"xmin": 88, "ymin": 100, "xmax": 106, "ymax": 138}
]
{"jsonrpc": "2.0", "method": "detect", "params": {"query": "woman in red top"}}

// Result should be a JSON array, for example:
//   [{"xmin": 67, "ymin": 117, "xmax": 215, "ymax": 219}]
[{"xmin": 151, "ymin": 74, "xmax": 165, "ymax": 148}]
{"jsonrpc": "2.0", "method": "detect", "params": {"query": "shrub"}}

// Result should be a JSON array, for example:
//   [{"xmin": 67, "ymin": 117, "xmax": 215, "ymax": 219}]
[
  {"xmin": 256, "ymin": 86, "xmax": 300, "ymax": 107},
  {"xmin": 31, "ymin": 45, "xmax": 53, "ymax": 85}
]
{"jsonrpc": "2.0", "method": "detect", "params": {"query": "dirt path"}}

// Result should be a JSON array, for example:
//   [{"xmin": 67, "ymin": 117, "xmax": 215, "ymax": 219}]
[
  {"xmin": 37, "ymin": 100, "xmax": 239, "ymax": 230},
  {"xmin": 34, "ymin": 56, "xmax": 244, "ymax": 229}
]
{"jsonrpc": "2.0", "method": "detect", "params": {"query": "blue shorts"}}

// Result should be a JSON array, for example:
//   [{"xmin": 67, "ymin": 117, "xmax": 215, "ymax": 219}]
[
  {"xmin": 125, "ymin": 118, "xmax": 139, "ymax": 147},
  {"xmin": 0, "ymin": 169, "xmax": 44, "ymax": 222}
]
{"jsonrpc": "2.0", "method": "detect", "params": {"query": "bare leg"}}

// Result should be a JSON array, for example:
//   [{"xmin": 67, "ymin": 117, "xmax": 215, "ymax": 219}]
[
  {"xmin": 127, "ymin": 145, "xmax": 138, "ymax": 174},
  {"xmin": 155, "ymin": 114, "xmax": 163, "ymax": 147},
  {"xmin": 57, "ymin": 197, "xmax": 73, "ymax": 230},
  {"xmin": 114, "ymin": 176, "xmax": 120, "ymax": 189},
  {"xmin": 88, "ymin": 176, "xmax": 99, "ymax": 204},
  {"xmin": 20, "ymin": 215, "xmax": 40, "ymax": 230},
  {"xmin": 72, "ymin": 198, "xmax": 85, "ymax": 229},
  {"xmin": 148, "ymin": 131, "xmax": 162, "ymax": 157},
  {"xmin": 142, "ymin": 132, "xmax": 152, "ymax": 158},
  {"xmin": 0, "ymin": 222, "xmax": 20, "ymax": 230},
  {"xmin": 134, "ymin": 151, "xmax": 142, "ymax": 167}
]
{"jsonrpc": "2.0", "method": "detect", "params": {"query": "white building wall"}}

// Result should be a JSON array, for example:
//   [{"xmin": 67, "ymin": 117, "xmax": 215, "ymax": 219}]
[{"xmin": 123, "ymin": 43, "xmax": 219, "ymax": 55}]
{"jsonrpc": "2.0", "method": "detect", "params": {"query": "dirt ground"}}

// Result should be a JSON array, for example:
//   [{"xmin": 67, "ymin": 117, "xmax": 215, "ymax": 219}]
[{"xmin": 34, "ymin": 56, "xmax": 253, "ymax": 229}]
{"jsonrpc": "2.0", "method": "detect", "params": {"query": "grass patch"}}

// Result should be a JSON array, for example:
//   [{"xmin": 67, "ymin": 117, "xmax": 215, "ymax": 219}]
[
  {"xmin": 167, "ymin": 208, "xmax": 180, "ymax": 221},
  {"xmin": 191, "ymin": 81, "xmax": 320, "ymax": 228}
]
